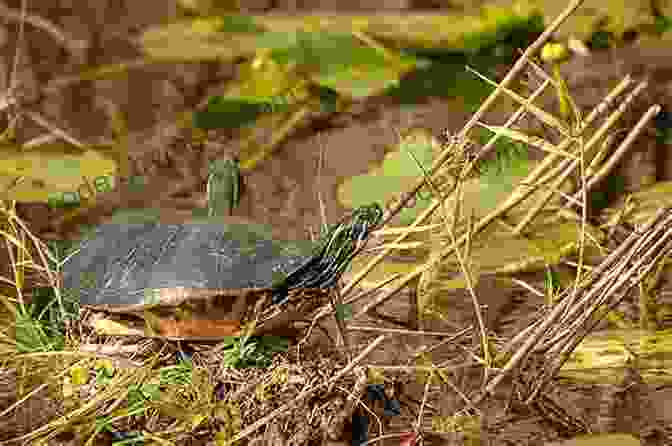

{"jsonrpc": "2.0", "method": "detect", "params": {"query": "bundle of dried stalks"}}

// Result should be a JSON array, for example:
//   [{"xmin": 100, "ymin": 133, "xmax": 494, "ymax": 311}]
[{"xmin": 482, "ymin": 206, "xmax": 672, "ymax": 402}]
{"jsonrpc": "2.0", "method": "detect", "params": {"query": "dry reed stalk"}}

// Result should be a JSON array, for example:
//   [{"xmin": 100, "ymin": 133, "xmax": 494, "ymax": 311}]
[
  {"xmin": 0, "ymin": 2, "xmax": 78, "ymax": 55},
  {"xmin": 573, "ymin": 105, "xmax": 662, "ymax": 196},
  {"xmin": 476, "ymin": 207, "xmax": 672, "ymax": 404},
  {"xmin": 349, "ymin": 71, "xmax": 641, "ymax": 325},
  {"xmin": 510, "ymin": 79, "xmax": 648, "ymax": 236},
  {"xmin": 337, "ymin": 0, "xmax": 587, "ymax": 309}
]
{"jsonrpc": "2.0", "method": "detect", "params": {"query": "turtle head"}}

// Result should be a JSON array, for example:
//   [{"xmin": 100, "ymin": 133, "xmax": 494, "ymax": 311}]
[
  {"xmin": 269, "ymin": 203, "xmax": 383, "ymax": 302},
  {"xmin": 346, "ymin": 203, "xmax": 383, "ymax": 242},
  {"xmin": 208, "ymin": 156, "xmax": 240, "ymax": 174}
]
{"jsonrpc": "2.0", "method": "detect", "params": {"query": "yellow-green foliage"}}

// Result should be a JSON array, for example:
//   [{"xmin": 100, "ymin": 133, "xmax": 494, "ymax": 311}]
[
  {"xmin": 0, "ymin": 142, "xmax": 117, "ymax": 203},
  {"xmin": 338, "ymin": 128, "xmax": 438, "ymax": 226},
  {"xmin": 560, "ymin": 329, "xmax": 672, "ymax": 385},
  {"xmin": 534, "ymin": 0, "xmax": 655, "ymax": 41}
]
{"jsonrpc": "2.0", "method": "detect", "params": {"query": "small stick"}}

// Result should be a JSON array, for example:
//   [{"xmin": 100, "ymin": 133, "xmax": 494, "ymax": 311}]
[
  {"xmin": 368, "ymin": 364, "xmax": 469, "ymax": 373},
  {"xmin": 25, "ymin": 111, "xmax": 87, "ymax": 149},
  {"xmin": 329, "ymin": 287, "xmax": 352, "ymax": 362},
  {"xmin": 348, "ymin": 325, "xmax": 471, "ymax": 337},
  {"xmin": 324, "ymin": 367, "xmax": 368, "ymax": 440},
  {"xmin": 0, "ymin": 2, "xmax": 78, "ymax": 54},
  {"xmin": 225, "ymin": 335, "xmax": 388, "ymax": 445},
  {"xmin": 511, "ymin": 79, "xmax": 649, "ymax": 237},
  {"xmin": 415, "ymin": 370, "xmax": 433, "ymax": 436},
  {"xmin": 573, "ymin": 104, "xmax": 662, "ymax": 197}
]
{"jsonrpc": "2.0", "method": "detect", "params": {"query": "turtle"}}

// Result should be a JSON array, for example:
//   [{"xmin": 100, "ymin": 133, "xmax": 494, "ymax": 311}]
[{"xmin": 61, "ymin": 173, "xmax": 382, "ymax": 340}]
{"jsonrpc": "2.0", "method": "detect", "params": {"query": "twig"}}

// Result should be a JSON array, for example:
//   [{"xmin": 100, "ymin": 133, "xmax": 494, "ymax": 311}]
[
  {"xmin": 437, "ymin": 370, "xmax": 482, "ymax": 416},
  {"xmin": 477, "ymin": 207, "xmax": 672, "ymax": 404},
  {"xmin": 575, "ymin": 104, "xmax": 662, "ymax": 195},
  {"xmin": 0, "ymin": 1, "xmax": 80, "ymax": 55},
  {"xmin": 334, "ymin": 383, "xmax": 384, "ymax": 442},
  {"xmin": 509, "ymin": 278, "xmax": 546, "ymax": 298},
  {"xmin": 329, "ymin": 287, "xmax": 352, "ymax": 362},
  {"xmin": 310, "ymin": 273, "xmax": 401, "ymax": 326},
  {"xmin": 368, "ymin": 363, "xmax": 471, "ymax": 374},
  {"xmin": 5, "ymin": 0, "xmax": 26, "ymax": 98},
  {"xmin": 325, "ymin": 367, "xmax": 368, "ymax": 440},
  {"xmin": 24, "ymin": 111, "xmax": 87, "ymax": 149},
  {"xmin": 226, "ymin": 335, "xmax": 388, "ymax": 445},
  {"xmin": 361, "ymin": 432, "xmax": 418, "ymax": 446},
  {"xmin": 316, "ymin": 132, "xmax": 329, "ymax": 235},
  {"xmin": 348, "ymin": 325, "xmax": 471, "ymax": 338},
  {"xmin": 529, "ymin": 232, "xmax": 672, "ymax": 400},
  {"xmin": 414, "ymin": 370, "xmax": 432, "ymax": 435},
  {"xmin": 0, "ymin": 357, "xmax": 91, "ymax": 420},
  {"xmin": 410, "ymin": 327, "xmax": 474, "ymax": 361},
  {"xmin": 512, "ymin": 79, "xmax": 648, "ymax": 237}
]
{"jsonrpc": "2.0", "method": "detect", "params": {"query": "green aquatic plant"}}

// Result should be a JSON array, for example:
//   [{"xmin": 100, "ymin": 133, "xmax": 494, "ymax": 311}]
[{"xmin": 220, "ymin": 333, "xmax": 289, "ymax": 369}]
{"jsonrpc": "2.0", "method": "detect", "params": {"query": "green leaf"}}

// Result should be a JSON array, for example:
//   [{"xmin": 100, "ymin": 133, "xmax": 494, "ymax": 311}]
[
  {"xmin": 193, "ymin": 97, "xmax": 264, "ymax": 130},
  {"xmin": 385, "ymin": 58, "xmax": 492, "ymax": 108},
  {"xmin": 221, "ymin": 335, "xmax": 289, "ymax": 369},
  {"xmin": 313, "ymin": 64, "xmax": 406, "ymax": 99},
  {"xmin": 195, "ymin": 56, "xmax": 310, "ymax": 129},
  {"xmin": 437, "ymin": 215, "xmax": 604, "ymax": 276},
  {"xmin": 214, "ymin": 14, "xmax": 265, "ymax": 34},
  {"xmin": 47, "ymin": 190, "xmax": 81, "ymax": 208},
  {"xmin": 313, "ymin": 85, "xmax": 340, "ymax": 113},
  {"xmin": 337, "ymin": 128, "xmax": 437, "ymax": 225},
  {"xmin": 70, "ymin": 365, "xmax": 90, "ymax": 386},
  {"xmin": 288, "ymin": 32, "xmax": 419, "ymax": 99},
  {"xmin": 140, "ymin": 17, "xmax": 266, "ymax": 61},
  {"xmin": 655, "ymin": 15, "xmax": 672, "ymax": 34},
  {"xmin": 141, "ymin": 8, "xmax": 544, "ymax": 63},
  {"xmin": 160, "ymin": 361, "xmax": 193, "ymax": 386},
  {"xmin": 335, "ymin": 303, "xmax": 353, "ymax": 321},
  {"xmin": 0, "ymin": 142, "xmax": 117, "ymax": 203},
  {"xmin": 544, "ymin": 268, "xmax": 561, "ymax": 293},
  {"xmin": 127, "ymin": 383, "xmax": 160, "ymax": 408},
  {"xmin": 229, "ymin": 56, "xmax": 309, "ymax": 103},
  {"xmin": 94, "ymin": 175, "xmax": 116, "ymax": 193},
  {"xmin": 126, "ymin": 175, "xmax": 147, "ymax": 193},
  {"xmin": 107, "ymin": 208, "xmax": 164, "ymax": 225},
  {"xmin": 95, "ymin": 359, "xmax": 115, "ymax": 386}
]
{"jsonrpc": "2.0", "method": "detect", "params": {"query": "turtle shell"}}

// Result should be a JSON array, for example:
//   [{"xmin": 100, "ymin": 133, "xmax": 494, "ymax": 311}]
[{"xmin": 62, "ymin": 218, "xmax": 316, "ymax": 308}]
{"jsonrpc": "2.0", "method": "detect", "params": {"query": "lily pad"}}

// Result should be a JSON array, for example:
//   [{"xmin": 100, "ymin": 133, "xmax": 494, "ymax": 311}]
[
  {"xmin": 560, "ymin": 329, "xmax": 672, "ymax": 385},
  {"xmin": 535, "ymin": 0, "xmax": 655, "ymax": 41},
  {"xmin": 464, "ymin": 217, "xmax": 602, "ymax": 274},
  {"xmin": 141, "ymin": 4, "xmax": 543, "ymax": 63},
  {"xmin": 140, "ymin": 16, "xmax": 267, "ymax": 61},
  {"xmin": 0, "ymin": 142, "xmax": 118, "ymax": 203},
  {"xmin": 601, "ymin": 181, "xmax": 672, "ymax": 227},
  {"xmin": 337, "ymin": 128, "xmax": 438, "ymax": 226}
]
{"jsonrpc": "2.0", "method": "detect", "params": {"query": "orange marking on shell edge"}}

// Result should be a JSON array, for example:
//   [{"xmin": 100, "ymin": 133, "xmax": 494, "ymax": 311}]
[{"xmin": 155, "ymin": 319, "xmax": 242, "ymax": 338}]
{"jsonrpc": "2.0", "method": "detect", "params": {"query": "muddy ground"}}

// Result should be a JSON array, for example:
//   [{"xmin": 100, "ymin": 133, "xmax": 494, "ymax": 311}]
[{"xmin": 2, "ymin": 0, "xmax": 672, "ymax": 444}]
